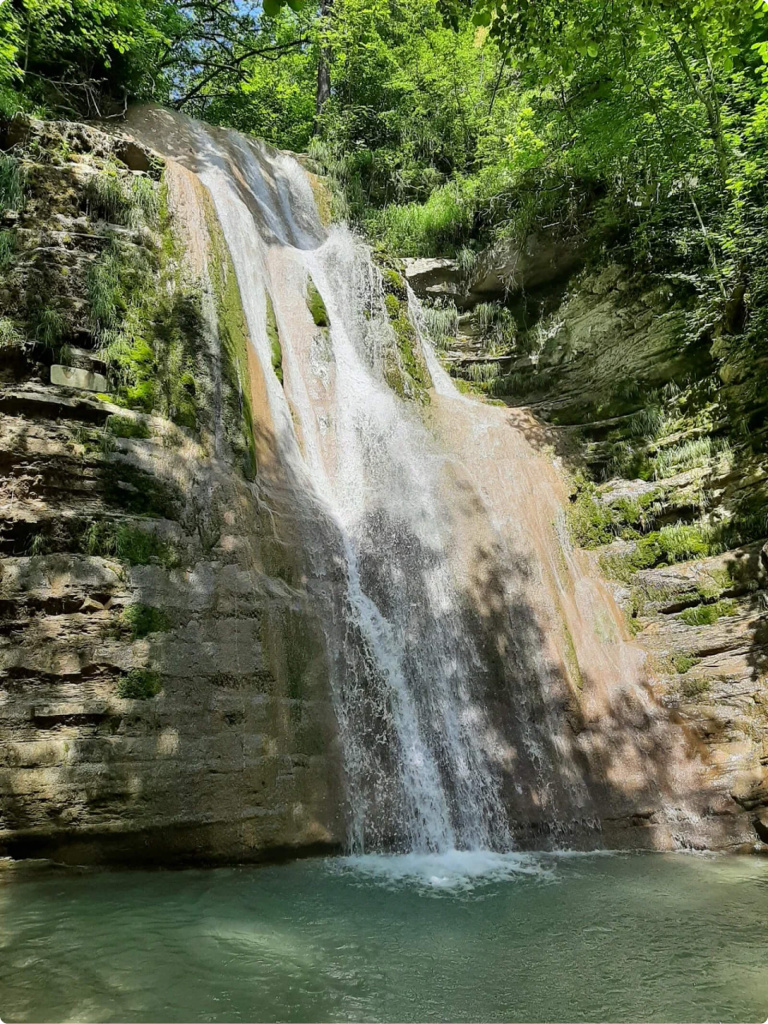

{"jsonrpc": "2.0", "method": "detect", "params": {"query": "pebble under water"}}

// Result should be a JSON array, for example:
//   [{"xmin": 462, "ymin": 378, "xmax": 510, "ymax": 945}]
[{"xmin": 1, "ymin": 852, "xmax": 767, "ymax": 1023}]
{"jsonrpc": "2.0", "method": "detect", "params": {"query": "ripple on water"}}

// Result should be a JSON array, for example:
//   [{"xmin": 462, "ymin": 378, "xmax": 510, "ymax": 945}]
[{"xmin": 335, "ymin": 848, "xmax": 557, "ymax": 893}]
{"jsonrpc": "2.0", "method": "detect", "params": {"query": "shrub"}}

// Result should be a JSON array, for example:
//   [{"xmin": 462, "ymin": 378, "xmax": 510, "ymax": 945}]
[
  {"xmin": 0, "ymin": 317, "xmax": 22, "ymax": 348},
  {"xmin": 116, "ymin": 668, "xmax": 162, "ymax": 699},
  {"xmin": 369, "ymin": 186, "xmax": 472, "ymax": 257}
]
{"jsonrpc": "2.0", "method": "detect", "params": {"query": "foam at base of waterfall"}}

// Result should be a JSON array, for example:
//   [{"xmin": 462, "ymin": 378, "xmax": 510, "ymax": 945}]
[{"xmin": 337, "ymin": 849, "xmax": 554, "ymax": 891}]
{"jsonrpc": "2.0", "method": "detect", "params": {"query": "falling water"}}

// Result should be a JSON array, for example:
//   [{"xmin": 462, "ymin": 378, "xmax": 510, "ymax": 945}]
[
  {"xmin": 128, "ymin": 107, "xmax": 705, "ymax": 859},
  {"xmin": 128, "ymin": 111, "xmax": 517, "ymax": 854}
]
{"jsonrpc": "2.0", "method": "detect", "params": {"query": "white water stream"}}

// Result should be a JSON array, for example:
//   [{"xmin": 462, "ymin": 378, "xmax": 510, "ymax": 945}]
[{"xmin": 128, "ymin": 108, "xmax": 703, "ymax": 860}]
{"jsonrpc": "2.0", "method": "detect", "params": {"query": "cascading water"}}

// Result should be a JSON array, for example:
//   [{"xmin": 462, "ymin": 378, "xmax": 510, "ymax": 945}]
[
  {"xmin": 130, "ymin": 107, "xmax": 705, "ymax": 861},
  {"xmin": 130, "ymin": 111, "xmax": 514, "ymax": 854}
]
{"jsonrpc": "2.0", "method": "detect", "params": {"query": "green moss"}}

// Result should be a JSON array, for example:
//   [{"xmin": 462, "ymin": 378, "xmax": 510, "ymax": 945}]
[
  {"xmin": 600, "ymin": 521, "xmax": 723, "ymax": 581},
  {"xmin": 203, "ymin": 192, "xmax": 258, "ymax": 480},
  {"xmin": 116, "ymin": 668, "xmax": 162, "ymax": 699},
  {"xmin": 107, "ymin": 415, "xmax": 150, "ymax": 439},
  {"xmin": 673, "ymin": 654, "xmax": 701, "ymax": 674},
  {"xmin": 382, "ymin": 267, "xmax": 407, "ymax": 299},
  {"xmin": 122, "ymin": 603, "xmax": 171, "ymax": 639},
  {"xmin": 679, "ymin": 599, "xmax": 737, "ymax": 626},
  {"xmin": 382, "ymin": 288, "xmax": 431, "ymax": 404},
  {"xmin": 307, "ymin": 278, "xmax": 329, "ymax": 327},
  {"xmin": 266, "ymin": 293, "xmax": 283, "ymax": 384},
  {"xmin": 567, "ymin": 486, "xmax": 617, "ymax": 548}
]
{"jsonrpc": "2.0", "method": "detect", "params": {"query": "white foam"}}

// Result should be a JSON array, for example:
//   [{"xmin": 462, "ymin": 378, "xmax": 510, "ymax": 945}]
[{"xmin": 337, "ymin": 849, "xmax": 554, "ymax": 892}]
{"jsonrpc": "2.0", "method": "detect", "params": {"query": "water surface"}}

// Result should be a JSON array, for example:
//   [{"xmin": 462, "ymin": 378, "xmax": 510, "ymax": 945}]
[{"xmin": 1, "ymin": 852, "xmax": 767, "ymax": 1023}]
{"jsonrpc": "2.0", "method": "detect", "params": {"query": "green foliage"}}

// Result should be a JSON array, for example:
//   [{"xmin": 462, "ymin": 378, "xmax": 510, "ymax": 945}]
[
  {"xmin": 0, "ymin": 317, "xmax": 23, "ymax": 348},
  {"xmin": 85, "ymin": 521, "xmax": 179, "ymax": 567},
  {"xmin": 306, "ymin": 279, "xmax": 329, "ymax": 327},
  {"xmin": 122, "ymin": 603, "xmax": 170, "ymax": 638},
  {"xmin": 679, "ymin": 675, "xmax": 712, "ymax": 699},
  {"xmin": 84, "ymin": 166, "xmax": 158, "ymax": 227},
  {"xmin": 34, "ymin": 307, "xmax": 63, "ymax": 348},
  {"xmin": 680, "ymin": 599, "xmax": 737, "ymax": 626},
  {"xmin": 0, "ymin": 155, "xmax": 23, "ymax": 213},
  {"xmin": 0, "ymin": 229, "xmax": 15, "ymax": 269},
  {"xmin": 116, "ymin": 668, "xmax": 162, "ymax": 699},
  {"xmin": 567, "ymin": 487, "xmax": 618, "ymax": 549}
]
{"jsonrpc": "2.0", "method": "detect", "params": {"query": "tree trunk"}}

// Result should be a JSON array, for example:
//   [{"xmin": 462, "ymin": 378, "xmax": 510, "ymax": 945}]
[{"xmin": 315, "ymin": 0, "xmax": 332, "ymax": 126}]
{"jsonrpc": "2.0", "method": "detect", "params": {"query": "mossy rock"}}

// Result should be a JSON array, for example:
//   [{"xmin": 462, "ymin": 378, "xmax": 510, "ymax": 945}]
[{"xmin": 306, "ymin": 279, "xmax": 329, "ymax": 327}]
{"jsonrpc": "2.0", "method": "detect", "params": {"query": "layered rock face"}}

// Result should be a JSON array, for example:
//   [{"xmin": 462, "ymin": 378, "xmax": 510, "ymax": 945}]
[
  {"xmin": 410, "ymin": 246, "xmax": 768, "ymax": 850},
  {"xmin": 0, "ymin": 117, "xmax": 342, "ymax": 865}
]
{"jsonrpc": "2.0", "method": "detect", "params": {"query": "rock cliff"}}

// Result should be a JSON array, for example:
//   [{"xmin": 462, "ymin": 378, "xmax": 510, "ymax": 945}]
[{"xmin": 0, "ymin": 116, "xmax": 343, "ymax": 865}]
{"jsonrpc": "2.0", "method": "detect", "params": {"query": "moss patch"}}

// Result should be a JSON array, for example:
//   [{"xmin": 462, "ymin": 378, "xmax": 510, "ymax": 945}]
[
  {"xmin": 266, "ymin": 292, "xmax": 283, "ymax": 384},
  {"xmin": 306, "ymin": 278, "xmax": 329, "ymax": 327},
  {"xmin": 202, "ymin": 190, "xmax": 258, "ymax": 480},
  {"xmin": 679, "ymin": 599, "xmax": 737, "ymax": 626}
]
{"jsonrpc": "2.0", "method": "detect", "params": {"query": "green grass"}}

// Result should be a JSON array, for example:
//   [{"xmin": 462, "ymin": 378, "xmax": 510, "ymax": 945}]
[
  {"xmin": 679, "ymin": 599, "xmax": 737, "ymax": 626},
  {"xmin": 85, "ymin": 521, "xmax": 179, "ymax": 567},
  {"xmin": 116, "ymin": 668, "xmax": 162, "ymax": 699},
  {"xmin": 84, "ymin": 166, "xmax": 159, "ymax": 228},
  {"xmin": 0, "ymin": 154, "xmax": 24, "ymax": 213},
  {"xmin": 679, "ymin": 675, "xmax": 711, "ymax": 699},
  {"xmin": 34, "ymin": 307, "xmax": 64, "ymax": 348},
  {"xmin": 0, "ymin": 229, "xmax": 15, "ymax": 269},
  {"xmin": 122, "ymin": 603, "xmax": 171, "ymax": 639},
  {"xmin": 673, "ymin": 654, "xmax": 701, "ymax": 674},
  {"xmin": 306, "ymin": 279, "xmax": 329, "ymax": 327},
  {"xmin": 422, "ymin": 301, "xmax": 458, "ymax": 351},
  {"xmin": 0, "ymin": 317, "xmax": 22, "ymax": 348},
  {"xmin": 368, "ymin": 186, "xmax": 472, "ymax": 257},
  {"xmin": 651, "ymin": 436, "xmax": 731, "ymax": 480}
]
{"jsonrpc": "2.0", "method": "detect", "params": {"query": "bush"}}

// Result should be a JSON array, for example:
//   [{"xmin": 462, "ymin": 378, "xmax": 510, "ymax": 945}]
[
  {"xmin": 116, "ymin": 668, "xmax": 162, "ymax": 699},
  {"xmin": 369, "ymin": 185, "xmax": 472, "ymax": 257}
]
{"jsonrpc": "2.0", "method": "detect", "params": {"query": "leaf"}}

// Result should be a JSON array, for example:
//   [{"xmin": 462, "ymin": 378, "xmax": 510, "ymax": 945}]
[
  {"xmin": 473, "ymin": 9, "xmax": 492, "ymax": 26},
  {"xmin": 587, "ymin": 43, "xmax": 599, "ymax": 58},
  {"xmin": 262, "ymin": 0, "xmax": 282, "ymax": 18}
]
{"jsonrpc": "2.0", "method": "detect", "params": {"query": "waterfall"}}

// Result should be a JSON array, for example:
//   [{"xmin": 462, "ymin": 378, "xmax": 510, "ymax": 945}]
[{"xmin": 130, "ymin": 107, "xmax": 698, "ymax": 859}]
